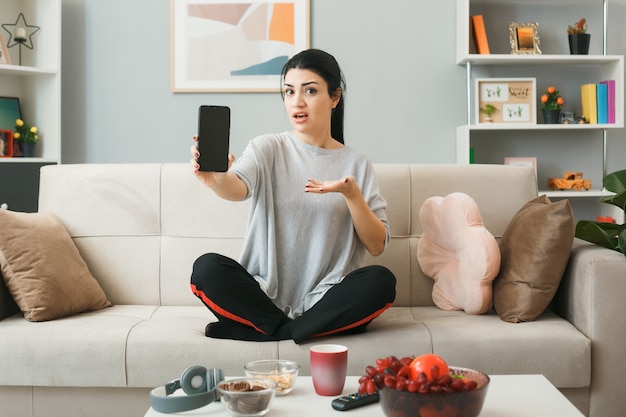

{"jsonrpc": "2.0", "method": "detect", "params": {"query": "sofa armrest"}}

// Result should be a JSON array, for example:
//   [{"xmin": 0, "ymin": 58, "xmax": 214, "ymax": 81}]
[{"xmin": 553, "ymin": 238, "xmax": 626, "ymax": 417}]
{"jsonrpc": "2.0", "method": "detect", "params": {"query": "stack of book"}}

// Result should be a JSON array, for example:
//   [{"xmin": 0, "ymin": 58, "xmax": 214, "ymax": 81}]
[{"xmin": 580, "ymin": 80, "xmax": 615, "ymax": 124}]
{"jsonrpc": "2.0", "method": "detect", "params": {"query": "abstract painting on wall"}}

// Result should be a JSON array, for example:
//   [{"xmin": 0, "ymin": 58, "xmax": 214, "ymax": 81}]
[{"xmin": 171, "ymin": 0, "xmax": 309, "ymax": 92}]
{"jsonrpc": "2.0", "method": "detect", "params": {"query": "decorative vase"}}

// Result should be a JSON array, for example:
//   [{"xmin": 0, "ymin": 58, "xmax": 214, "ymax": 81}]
[
  {"xmin": 542, "ymin": 109, "xmax": 561, "ymax": 124},
  {"xmin": 18, "ymin": 141, "xmax": 36, "ymax": 157},
  {"xmin": 568, "ymin": 33, "xmax": 590, "ymax": 55}
]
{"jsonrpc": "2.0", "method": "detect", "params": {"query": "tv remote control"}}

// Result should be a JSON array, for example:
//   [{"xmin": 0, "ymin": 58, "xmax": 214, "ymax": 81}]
[{"xmin": 331, "ymin": 391, "xmax": 379, "ymax": 411}]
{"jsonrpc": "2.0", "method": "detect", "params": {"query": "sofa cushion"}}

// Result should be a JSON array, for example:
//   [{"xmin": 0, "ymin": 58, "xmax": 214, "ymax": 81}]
[
  {"xmin": 417, "ymin": 192, "xmax": 500, "ymax": 314},
  {"xmin": 0, "ymin": 210, "xmax": 112, "ymax": 321},
  {"xmin": 493, "ymin": 195, "xmax": 574, "ymax": 323},
  {"xmin": 0, "ymin": 305, "xmax": 156, "ymax": 387},
  {"xmin": 419, "ymin": 307, "xmax": 590, "ymax": 388}
]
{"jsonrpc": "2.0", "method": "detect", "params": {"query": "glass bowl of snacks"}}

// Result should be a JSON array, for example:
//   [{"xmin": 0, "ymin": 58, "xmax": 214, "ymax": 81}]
[
  {"xmin": 244, "ymin": 359, "xmax": 300, "ymax": 395},
  {"xmin": 217, "ymin": 378, "xmax": 277, "ymax": 417}
]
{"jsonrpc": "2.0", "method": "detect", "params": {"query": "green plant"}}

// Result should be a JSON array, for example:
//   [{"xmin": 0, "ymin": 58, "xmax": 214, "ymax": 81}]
[
  {"xmin": 13, "ymin": 118, "xmax": 39, "ymax": 143},
  {"xmin": 541, "ymin": 86, "xmax": 564, "ymax": 110},
  {"xmin": 480, "ymin": 104, "xmax": 496, "ymax": 117},
  {"xmin": 567, "ymin": 18, "xmax": 587, "ymax": 35},
  {"xmin": 575, "ymin": 169, "xmax": 626, "ymax": 256}
]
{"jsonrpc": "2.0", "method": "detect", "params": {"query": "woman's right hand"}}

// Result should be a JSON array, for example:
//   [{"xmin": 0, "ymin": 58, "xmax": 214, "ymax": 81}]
[
  {"xmin": 190, "ymin": 136, "xmax": 247, "ymax": 200},
  {"xmin": 190, "ymin": 135, "xmax": 234, "ymax": 188}
]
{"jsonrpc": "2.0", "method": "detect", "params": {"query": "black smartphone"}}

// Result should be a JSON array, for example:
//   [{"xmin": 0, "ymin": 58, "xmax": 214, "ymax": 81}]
[{"xmin": 197, "ymin": 105, "xmax": 230, "ymax": 172}]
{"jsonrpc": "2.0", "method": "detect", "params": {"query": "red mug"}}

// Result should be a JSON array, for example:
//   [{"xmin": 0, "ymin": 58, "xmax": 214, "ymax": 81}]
[{"xmin": 310, "ymin": 344, "xmax": 348, "ymax": 396}]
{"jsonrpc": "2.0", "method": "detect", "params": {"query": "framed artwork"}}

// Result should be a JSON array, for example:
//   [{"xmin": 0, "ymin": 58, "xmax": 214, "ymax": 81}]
[
  {"xmin": 509, "ymin": 22, "xmax": 541, "ymax": 55},
  {"xmin": 0, "ymin": 130, "xmax": 13, "ymax": 157},
  {"xmin": 504, "ymin": 157, "xmax": 537, "ymax": 175},
  {"xmin": 476, "ymin": 78, "xmax": 536, "ymax": 124},
  {"xmin": 0, "ymin": 34, "xmax": 10, "ymax": 65},
  {"xmin": 171, "ymin": 0, "xmax": 310, "ymax": 92}
]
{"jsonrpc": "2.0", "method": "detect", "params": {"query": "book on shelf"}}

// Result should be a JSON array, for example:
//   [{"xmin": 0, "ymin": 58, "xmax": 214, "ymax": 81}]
[
  {"xmin": 599, "ymin": 79, "xmax": 616, "ymax": 124},
  {"xmin": 580, "ymin": 83, "xmax": 597, "ymax": 124},
  {"xmin": 471, "ymin": 15, "xmax": 490, "ymax": 54},
  {"xmin": 597, "ymin": 82, "xmax": 608, "ymax": 124}
]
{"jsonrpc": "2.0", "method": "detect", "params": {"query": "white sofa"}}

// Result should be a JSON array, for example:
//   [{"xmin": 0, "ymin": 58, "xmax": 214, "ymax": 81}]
[{"xmin": 1, "ymin": 163, "xmax": 625, "ymax": 417}]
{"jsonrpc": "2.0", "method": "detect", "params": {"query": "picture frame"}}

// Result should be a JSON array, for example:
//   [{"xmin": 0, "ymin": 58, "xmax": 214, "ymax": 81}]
[
  {"xmin": 171, "ymin": 0, "xmax": 310, "ymax": 93},
  {"xmin": 0, "ymin": 130, "xmax": 13, "ymax": 158},
  {"xmin": 476, "ymin": 78, "xmax": 537, "ymax": 124},
  {"xmin": 0, "ymin": 97, "xmax": 21, "ymax": 130},
  {"xmin": 504, "ymin": 157, "xmax": 537, "ymax": 175},
  {"xmin": 0, "ymin": 34, "xmax": 10, "ymax": 65},
  {"xmin": 509, "ymin": 22, "xmax": 541, "ymax": 55},
  {"xmin": 0, "ymin": 97, "xmax": 22, "ymax": 156}
]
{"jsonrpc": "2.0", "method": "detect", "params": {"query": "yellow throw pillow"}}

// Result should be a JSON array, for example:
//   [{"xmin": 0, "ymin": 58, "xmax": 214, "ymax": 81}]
[{"xmin": 0, "ymin": 210, "xmax": 111, "ymax": 321}]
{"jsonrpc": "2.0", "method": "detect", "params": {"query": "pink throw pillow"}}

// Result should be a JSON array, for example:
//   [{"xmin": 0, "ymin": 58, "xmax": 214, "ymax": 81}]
[{"xmin": 417, "ymin": 192, "xmax": 500, "ymax": 314}]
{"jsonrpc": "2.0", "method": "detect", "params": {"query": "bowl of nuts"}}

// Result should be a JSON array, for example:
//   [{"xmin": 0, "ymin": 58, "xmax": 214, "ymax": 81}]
[
  {"xmin": 216, "ymin": 378, "xmax": 277, "ymax": 417},
  {"xmin": 244, "ymin": 359, "xmax": 300, "ymax": 395}
]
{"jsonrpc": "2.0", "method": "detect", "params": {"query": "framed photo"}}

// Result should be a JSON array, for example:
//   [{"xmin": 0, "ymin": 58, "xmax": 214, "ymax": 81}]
[
  {"xmin": 0, "ymin": 130, "xmax": 13, "ymax": 157},
  {"xmin": 504, "ymin": 157, "xmax": 537, "ymax": 175},
  {"xmin": 509, "ymin": 22, "xmax": 541, "ymax": 55},
  {"xmin": 0, "ymin": 97, "xmax": 21, "ymax": 156},
  {"xmin": 171, "ymin": 0, "xmax": 310, "ymax": 92},
  {"xmin": 475, "ymin": 78, "xmax": 536, "ymax": 124},
  {"xmin": 0, "ymin": 34, "xmax": 10, "ymax": 65},
  {"xmin": 0, "ymin": 97, "xmax": 21, "ymax": 130}
]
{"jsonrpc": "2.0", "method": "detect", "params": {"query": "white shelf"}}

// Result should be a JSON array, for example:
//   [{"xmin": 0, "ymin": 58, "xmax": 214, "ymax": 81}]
[
  {"xmin": 0, "ymin": 0, "xmax": 61, "ymax": 162},
  {"xmin": 0, "ymin": 64, "xmax": 58, "ymax": 76},
  {"xmin": 459, "ymin": 55, "xmax": 624, "ymax": 127},
  {"xmin": 0, "ymin": 157, "xmax": 58, "ymax": 164},
  {"xmin": 466, "ymin": 123, "xmax": 623, "ymax": 130},
  {"xmin": 458, "ymin": 54, "xmax": 622, "ymax": 66},
  {"xmin": 543, "ymin": 189, "xmax": 614, "ymax": 198}
]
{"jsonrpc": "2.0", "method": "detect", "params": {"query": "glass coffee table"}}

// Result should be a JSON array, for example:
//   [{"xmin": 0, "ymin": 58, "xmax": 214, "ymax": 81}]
[{"xmin": 145, "ymin": 374, "xmax": 584, "ymax": 416}]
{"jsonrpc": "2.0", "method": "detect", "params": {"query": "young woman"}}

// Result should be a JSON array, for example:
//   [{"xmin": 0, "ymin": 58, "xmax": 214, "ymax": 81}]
[{"xmin": 189, "ymin": 49, "xmax": 396, "ymax": 344}]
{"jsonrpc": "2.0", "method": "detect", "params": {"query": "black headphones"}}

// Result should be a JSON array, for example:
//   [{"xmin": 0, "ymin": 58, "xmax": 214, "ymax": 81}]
[{"xmin": 149, "ymin": 366, "xmax": 225, "ymax": 413}]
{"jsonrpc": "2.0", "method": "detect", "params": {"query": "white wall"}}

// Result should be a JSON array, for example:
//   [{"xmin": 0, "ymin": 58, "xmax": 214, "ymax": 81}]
[{"xmin": 61, "ymin": 0, "xmax": 626, "ymax": 174}]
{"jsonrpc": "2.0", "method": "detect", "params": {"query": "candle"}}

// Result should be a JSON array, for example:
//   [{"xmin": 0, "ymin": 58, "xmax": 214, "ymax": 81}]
[{"xmin": 15, "ymin": 27, "xmax": 26, "ymax": 41}]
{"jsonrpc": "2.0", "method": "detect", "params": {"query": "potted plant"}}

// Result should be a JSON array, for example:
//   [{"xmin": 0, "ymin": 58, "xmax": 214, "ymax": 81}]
[
  {"xmin": 13, "ymin": 118, "xmax": 39, "ymax": 157},
  {"xmin": 480, "ymin": 104, "xmax": 497, "ymax": 123},
  {"xmin": 567, "ymin": 18, "xmax": 590, "ymax": 55},
  {"xmin": 575, "ymin": 169, "xmax": 626, "ymax": 256},
  {"xmin": 540, "ymin": 86, "xmax": 564, "ymax": 124}
]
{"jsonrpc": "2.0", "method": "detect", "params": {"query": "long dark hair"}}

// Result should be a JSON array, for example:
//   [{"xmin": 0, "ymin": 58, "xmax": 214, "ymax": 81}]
[{"xmin": 280, "ymin": 49, "xmax": 346, "ymax": 144}]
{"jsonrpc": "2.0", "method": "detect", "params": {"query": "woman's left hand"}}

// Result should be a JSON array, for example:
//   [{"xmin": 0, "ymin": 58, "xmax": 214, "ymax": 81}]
[
  {"xmin": 306, "ymin": 175, "xmax": 386, "ymax": 256},
  {"xmin": 305, "ymin": 176, "xmax": 357, "ymax": 196}
]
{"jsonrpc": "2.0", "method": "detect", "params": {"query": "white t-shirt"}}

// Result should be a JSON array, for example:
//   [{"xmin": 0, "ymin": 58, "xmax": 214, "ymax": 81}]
[{"xmin": 231, "ymin": 132, "xmax": 389, "ymax": 318}]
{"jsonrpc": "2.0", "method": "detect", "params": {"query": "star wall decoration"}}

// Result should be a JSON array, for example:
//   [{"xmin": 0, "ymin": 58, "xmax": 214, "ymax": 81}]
[{"xmin": 2, "ymin": 13, "xmax": 41, "ymax": 50}]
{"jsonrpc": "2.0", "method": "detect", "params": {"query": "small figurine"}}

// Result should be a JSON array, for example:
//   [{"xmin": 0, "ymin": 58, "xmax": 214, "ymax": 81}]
[{"xmin": 547, "ymin": 172, "xmax": 591, "ymax": 191}]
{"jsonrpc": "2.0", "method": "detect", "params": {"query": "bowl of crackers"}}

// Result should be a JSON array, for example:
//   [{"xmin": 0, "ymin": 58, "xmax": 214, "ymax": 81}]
[
  {"xmin": 217, "ymin": 378, "xmax": 277, "ymax": 417},
  {"xmin": 244, "ymin": 359, "xmax": 300, "ymax": 395}
]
